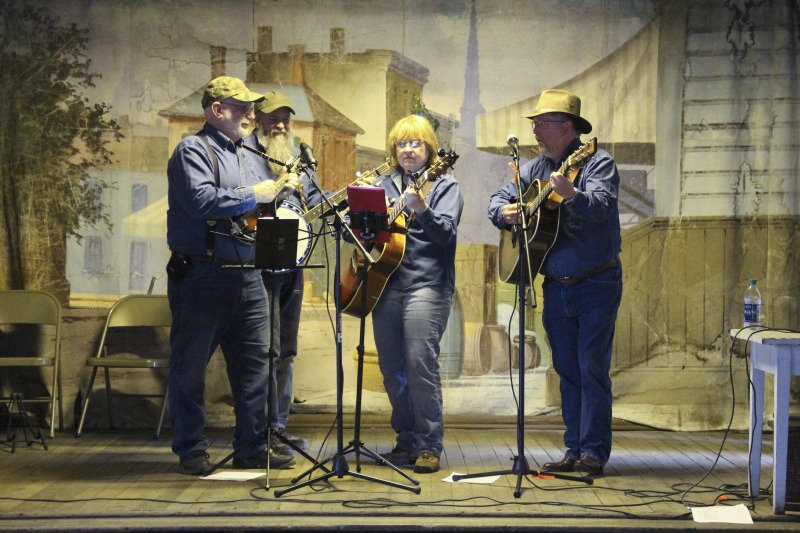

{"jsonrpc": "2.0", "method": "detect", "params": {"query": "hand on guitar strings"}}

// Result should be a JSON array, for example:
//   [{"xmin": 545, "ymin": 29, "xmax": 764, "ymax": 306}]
[
  {"xmin": 545, "ymin": 170, "xmax": 576, "ymax": 210},
  {"xmin": 501, "ymin": 203, "xmax": 522, "ymax": 225},
  {"xmin": 403, "ymin": 185, "xmax": 427, "ymax": 215},
  {"xmin": 253, "ymin": 172, "xmax": 301, "ymax": 203}
]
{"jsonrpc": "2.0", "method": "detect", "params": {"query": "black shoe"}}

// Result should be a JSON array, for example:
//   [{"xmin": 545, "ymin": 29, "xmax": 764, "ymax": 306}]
[
  {"xmin": 233, "ymin": 448, "xmax": 296, "ymax": 470},
  {"xmin": 378, "ymin": 447, "xmax": 418, "ymax": 467},
  {"xmin": 574, "ymin": 455, "xmax": 603, "ymax": 476},
  {"xmin": 179, "ymin": 450, "xmax": 210, "ymax": 475},
  {"xmin": 542, "ymin": 456, "xmax": 575, "ymax": 472}
]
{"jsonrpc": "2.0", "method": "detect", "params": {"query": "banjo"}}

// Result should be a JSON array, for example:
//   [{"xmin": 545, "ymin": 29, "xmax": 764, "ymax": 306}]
[{"xmin": 269, "ymin": 160, "xmax": 393, "ymax": 268}]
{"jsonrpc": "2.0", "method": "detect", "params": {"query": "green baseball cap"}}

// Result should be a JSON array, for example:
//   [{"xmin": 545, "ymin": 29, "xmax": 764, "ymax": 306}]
[
  {"xmin": 255, "ymin": 91, "xmax": 296, "ymax": 115},
  {"xmin": 201, "ymin": 76, "xmax": 264, "ymax": 108}
]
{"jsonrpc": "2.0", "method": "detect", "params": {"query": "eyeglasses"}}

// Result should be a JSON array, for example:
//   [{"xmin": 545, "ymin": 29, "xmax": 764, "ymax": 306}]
[
  {"xmin": 395, "ymin": 140, "xmax": 423, "ymax": 149},
  {"xmin": 531, "ymin": 119, "xmax": 566, "ymax": 130},
  {"xmin": 220, "ymin": 101, "xmax": 255, "ymax": 114}
]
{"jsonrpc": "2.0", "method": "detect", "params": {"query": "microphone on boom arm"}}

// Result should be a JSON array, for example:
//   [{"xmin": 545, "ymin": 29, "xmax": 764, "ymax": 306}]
[{"xmin": 299, "ymin": 142, "xmax": 318, "ymax": 170}]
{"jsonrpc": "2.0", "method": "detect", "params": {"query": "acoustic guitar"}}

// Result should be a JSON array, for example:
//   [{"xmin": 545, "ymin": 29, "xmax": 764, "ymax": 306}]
[
  {"xmin": 340, "ymin": 149, "xmax": 459, "ymax": 318},
  {"xmin": 497, "ymin": 137, "xmax": 597, "ymax": 284}
]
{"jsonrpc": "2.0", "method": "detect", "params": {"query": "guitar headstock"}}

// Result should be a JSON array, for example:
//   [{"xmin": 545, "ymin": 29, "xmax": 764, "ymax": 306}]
[
  {"xmin": 411, "ymin": 149, "xmax": 459, "ymax": 189},
  {"xmin": 566, "ymin": 137, "xmax": 597, "ymax": 167}
]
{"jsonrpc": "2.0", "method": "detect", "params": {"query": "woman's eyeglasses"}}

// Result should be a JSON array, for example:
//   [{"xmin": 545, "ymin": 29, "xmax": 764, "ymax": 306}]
[{"xmin": 395, "ymin": 140, "xmax": 424, "ymax": 149}]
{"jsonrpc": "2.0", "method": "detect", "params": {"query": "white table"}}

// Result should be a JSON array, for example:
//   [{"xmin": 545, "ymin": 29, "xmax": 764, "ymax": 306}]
[{"xmin": 731, "ymin": 328, "xmax": 800, "ymax": 514}]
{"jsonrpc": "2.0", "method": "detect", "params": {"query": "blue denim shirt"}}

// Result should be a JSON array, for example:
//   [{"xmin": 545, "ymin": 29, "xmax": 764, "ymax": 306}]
[
  {"xmin": 166, "ymin": 123, "xmax": 261, "ymax": 263},
  {"xmin": 373, "ymin": 168, "xmax": 463, "ymax": 292},
  {"xmin": 487, "ymin": 137, "xmax": 621, "ymax": 278}
]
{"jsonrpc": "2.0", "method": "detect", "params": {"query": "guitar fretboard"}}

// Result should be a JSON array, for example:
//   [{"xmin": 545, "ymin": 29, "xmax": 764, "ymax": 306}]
[
  {"xmin": 302, "ymin": 162, "xmax": 391, "ymax": 223},
  {"xmin": 523, "ymin": 137, "xmax": 596, "ymax": 218}
]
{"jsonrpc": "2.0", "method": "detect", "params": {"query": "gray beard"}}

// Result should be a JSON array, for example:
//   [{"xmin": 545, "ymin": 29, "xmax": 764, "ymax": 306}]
[{"xmin": 258, "ymin": 130, "xmax": 295, "ymax": 175}]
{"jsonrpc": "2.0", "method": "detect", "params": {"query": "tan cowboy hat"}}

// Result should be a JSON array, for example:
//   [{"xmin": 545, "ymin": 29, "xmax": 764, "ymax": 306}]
[{"xmin": 525, "ymin": 89, "xmax": 592, "ymax": 134}]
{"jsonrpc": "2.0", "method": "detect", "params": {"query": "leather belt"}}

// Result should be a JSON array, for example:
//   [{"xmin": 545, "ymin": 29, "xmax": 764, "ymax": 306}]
[{"xmin": 545, "ymin": 256, "xmax": 619, "ymax": 287}]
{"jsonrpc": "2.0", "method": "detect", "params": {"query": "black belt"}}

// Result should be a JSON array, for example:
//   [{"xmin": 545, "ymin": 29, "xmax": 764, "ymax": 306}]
[
  {"xmin": 181, "ymin": 254, "xmax": 253, "ymax": 267},
  {"xmin": 545, "ymin": 256, "xmax": 619, "ymax": 287}
]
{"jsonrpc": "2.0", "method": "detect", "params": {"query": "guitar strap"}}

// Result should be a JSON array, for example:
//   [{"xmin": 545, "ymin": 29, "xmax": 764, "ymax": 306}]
[{"xmin": 197, "ymin": 131, "xmax": 220, "ymax": 255}]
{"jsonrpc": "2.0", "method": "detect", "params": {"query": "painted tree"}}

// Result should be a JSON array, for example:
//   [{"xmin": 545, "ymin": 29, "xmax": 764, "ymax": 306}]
[{"xmin": 0, "ymin": 1, "xmax": 121, "ymax": 302}]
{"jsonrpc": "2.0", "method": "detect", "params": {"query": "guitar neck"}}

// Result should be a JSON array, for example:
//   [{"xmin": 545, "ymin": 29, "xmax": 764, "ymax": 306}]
[
  {"xmin": 388, "ymin": 151, "xmax": 459, "ymax": 224},
  {"xmin": 523, "ymin": 139, "xmax": 595, "ymax": 218},
  {"xmin": 388, "ymin": 168, "xmax": 426, "ymax": 225},
  {"xmin": 303, "ymin": 187, "xmax": 349, "ymax": 223},
  {"xmin": 302, "ymin": 161, "xmax": 391, "ymax": 223}
]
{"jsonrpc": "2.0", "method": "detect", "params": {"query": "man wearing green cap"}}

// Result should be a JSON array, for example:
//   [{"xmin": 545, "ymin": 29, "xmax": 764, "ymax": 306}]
[
  {"xmin": 488, "ymin": 89, "xmax": 622, "ymax": 478},
  {"xmin": 246, "ymin": 90, "xmax": 321, "ymax": 454},
  {"xmin": 166, "ymin": 76, "xmax": 298, "ymax": 474}
]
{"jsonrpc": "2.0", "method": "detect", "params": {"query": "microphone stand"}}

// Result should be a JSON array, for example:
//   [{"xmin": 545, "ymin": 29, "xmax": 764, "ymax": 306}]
[
  {"xmin": 274, "ymin": 165, "xmax": 420, "ymax": 497},
  {"xmin": 452, "ymin": 143, "xmax": 591, "ymax": 496}
]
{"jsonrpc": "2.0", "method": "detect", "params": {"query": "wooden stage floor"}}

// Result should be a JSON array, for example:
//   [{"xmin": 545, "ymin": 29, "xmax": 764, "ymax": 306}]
[{"xmin": 1, "ymin": 418, "xmax": 799, "ymax": 532}]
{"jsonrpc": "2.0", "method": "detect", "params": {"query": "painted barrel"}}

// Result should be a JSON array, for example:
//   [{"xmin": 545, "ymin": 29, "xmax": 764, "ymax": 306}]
[
  {"xmin": 462, "ymin": 322, "xmax": 508, "ymax": 376},
  {"xmin": 512, "ymin": 334, "xmax": 542, "ymax": 370}
]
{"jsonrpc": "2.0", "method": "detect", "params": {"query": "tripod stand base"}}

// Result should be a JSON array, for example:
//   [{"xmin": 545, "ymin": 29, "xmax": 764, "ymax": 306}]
[
  {"xmin": 275, "ymin": 440, "xmax": 420, "ymax": 497},
  {"xmin": 4, "ymin": 393, "xmax": 47, "ymax": 453},
  {"xmin": 452, "ymin": 455, "xmax": 592, "ymax": 498}
]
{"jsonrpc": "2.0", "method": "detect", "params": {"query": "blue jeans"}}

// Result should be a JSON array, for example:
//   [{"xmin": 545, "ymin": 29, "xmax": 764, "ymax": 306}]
[
  {"xmin": 168, "ymin": 263, "xmax": 270, "ymax": 459},
  {"xmin": 542, "ymin": 265, "xmax": 622, "ymax": 466},
  {"xmin": 262, "ymin": 269, "xmax": 304, "ymax": 431},
  {"xmin": 372, "ymin": 285, "xmax": 452, "ymax": 456}
]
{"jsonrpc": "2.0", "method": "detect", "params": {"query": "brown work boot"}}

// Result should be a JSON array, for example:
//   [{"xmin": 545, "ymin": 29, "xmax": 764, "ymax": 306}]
[{"xmin": 412, "ymin": 451, "xmax": 440, "ymax": 474}]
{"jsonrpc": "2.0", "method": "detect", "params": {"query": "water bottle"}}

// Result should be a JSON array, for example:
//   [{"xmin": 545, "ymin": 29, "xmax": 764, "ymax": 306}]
[{"xmin": 743, "ymin": 279, "xmax": 762, "ymax": 327}]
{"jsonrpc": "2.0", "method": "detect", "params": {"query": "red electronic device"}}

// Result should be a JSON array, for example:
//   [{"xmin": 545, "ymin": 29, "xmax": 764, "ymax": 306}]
[{"xmin": 346, "ymin": 185, "xmax": 390, "ymax": 244}]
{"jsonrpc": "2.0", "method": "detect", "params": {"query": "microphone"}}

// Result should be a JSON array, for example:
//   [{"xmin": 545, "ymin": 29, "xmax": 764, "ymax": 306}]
[
  {"xmin": 507, "ymin": 134, "xmax": 519, "ymax": 149},
  {"xmin": 299, "ymin": 142, "xmax": 317, "ymax": 170}
]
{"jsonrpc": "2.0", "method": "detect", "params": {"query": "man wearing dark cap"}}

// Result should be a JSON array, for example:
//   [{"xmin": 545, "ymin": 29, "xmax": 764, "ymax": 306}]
[
  {"xmin": 246, "ymin": 90, "xmax": 321, "ymax": 453},
  {"xmin": 246, "ymin": 91, "xmax": 375, "ymax": 454},
  {"xmin": 488, "ymin": 89, "xmax": 622, "ymax": 477},
  {"xmin": 166, "ymin": 76, "xmax": 297, "ymax": 474}
]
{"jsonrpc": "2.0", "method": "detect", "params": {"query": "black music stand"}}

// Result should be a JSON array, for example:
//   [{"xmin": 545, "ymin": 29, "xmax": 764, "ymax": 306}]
[
  {"xmin": 338, "ymin": 186, "xmax": 409, "ymax": 475},
  {"xmin": 451, "ymin": 146, "xmax": 591, "ymax": 497},
  {"xmin": 274, "ymin": 180, "xmax": 420, "ymax": 497},
  {"xmin": 203, "ymin": 217, "xmax": 329, "ymax": 486}
]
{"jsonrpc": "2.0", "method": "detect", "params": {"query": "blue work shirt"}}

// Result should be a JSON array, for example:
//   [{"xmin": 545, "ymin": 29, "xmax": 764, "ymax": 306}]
[
  {"xmin": 487, "ymin": 137, "xmax": 621, "ymax": 278},
  {"xmin": 373, "ymin": 167, "xmax": 463, "ymax": 292},
  {"xmin": 167, "ymin": 123, "xmax": 261, "ymax": 263}
]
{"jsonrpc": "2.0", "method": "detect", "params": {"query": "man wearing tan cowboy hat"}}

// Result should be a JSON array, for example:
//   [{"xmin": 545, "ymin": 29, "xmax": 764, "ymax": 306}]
[
  {"xmin": 488, "ymin": 89, "xmax": 622, "ymax": 477},
  {"xmin": 166, "ymin": 76, "xmax": 297, "ymax": 475}
]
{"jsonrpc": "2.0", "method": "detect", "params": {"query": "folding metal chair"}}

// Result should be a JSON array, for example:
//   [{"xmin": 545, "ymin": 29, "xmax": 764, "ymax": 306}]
[
  {"xmin": 0, "ymin": 290, "xmax": 63, "ymax": 438},
  {"xmin": 76, "ymin": 294, "xmax": 171, "ymax": 439}
]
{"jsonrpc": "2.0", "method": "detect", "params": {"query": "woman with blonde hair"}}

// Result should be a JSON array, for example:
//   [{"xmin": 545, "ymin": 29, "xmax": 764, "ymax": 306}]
[{"xmin": 362, "ymin": 114, "xmax": 463, "ymax": 474}]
